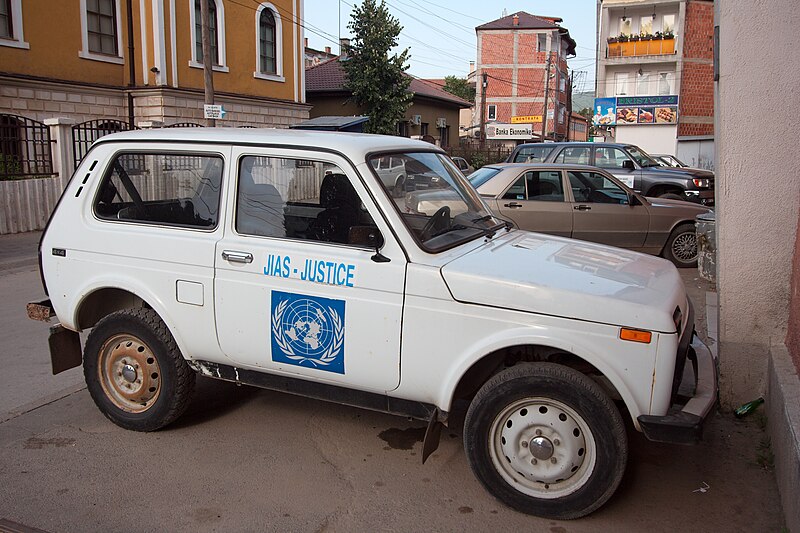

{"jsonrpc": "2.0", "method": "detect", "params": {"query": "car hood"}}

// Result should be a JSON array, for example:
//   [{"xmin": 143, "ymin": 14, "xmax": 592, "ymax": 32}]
[
  {"xmin": 647, "ymin": 166, "xmax": 714, "ymax": 179},
  {"xmin": 441, "ymin": 230, "xmax": 686, "ymax": 332}
]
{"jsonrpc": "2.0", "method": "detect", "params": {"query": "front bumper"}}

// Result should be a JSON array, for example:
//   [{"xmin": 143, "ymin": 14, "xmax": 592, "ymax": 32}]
[
  {"xmin": 685, "ymin": 189, "xmax": 715, "ymax": 206},
  {"xmin": 637, "ymin": 333, "xmax": 718, "ymax": 444}
]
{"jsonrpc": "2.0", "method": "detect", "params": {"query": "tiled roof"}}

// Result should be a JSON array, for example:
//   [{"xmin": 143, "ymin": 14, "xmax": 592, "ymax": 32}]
[
  {"xmin": 475, "ymin": 11, "xmax": 577, "ymax": 56},
  {"xmin": 305, "ymin": 58, "xmax": 471, "ymax": 108}
]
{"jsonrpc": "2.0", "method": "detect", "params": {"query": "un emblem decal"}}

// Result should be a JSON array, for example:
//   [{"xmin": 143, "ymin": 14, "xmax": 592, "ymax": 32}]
[{"xmin": 271, "ymin": 290, "xmax": 345, "ymax": 374}]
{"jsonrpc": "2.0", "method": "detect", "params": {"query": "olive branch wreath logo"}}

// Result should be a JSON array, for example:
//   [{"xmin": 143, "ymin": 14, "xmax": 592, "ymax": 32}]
[{"xmin": 271, "ymin": 299, "xmax": 344, "ymax": 367}]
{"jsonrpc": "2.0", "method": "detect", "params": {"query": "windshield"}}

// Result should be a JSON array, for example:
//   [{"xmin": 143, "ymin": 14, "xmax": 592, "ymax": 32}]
[
  {"xmin": 468, "ymin": 166, "xmax": 503, "ymax": 188},
  {"xmin": 626, "ymin": 145, "xmax": 660, "ymax": 167},
  {"xmin": 368, "ymin": 152, "xmax": 504, "ymax": 252}
]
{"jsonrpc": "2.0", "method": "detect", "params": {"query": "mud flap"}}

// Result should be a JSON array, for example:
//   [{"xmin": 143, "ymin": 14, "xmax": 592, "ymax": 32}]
[
  {"xmin": 422, "ymin": 407, "xmax": 443, "ymax": 464},
  {"xmin": 48, "ymin": 324, "xmax": 82, "ymax": 375}
]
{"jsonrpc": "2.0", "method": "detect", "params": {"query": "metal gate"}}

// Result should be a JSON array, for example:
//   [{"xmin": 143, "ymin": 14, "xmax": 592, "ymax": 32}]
[
  {"xmin": 72, "ymin": 119, "xmax": 136, "ymax": 169},
  {"xmin": 0, "ymin": 114, "xmax": 54, "ymax": 179}
]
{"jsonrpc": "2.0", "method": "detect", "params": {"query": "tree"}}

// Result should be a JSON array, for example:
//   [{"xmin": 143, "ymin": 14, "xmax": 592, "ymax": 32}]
[
  {"xmin": 442, "ymin": 76, "xmax": 475, "ymax": 103},
  {"xmin": 343, "ymin": 0, "xmax": 412, "ymax": 135}
]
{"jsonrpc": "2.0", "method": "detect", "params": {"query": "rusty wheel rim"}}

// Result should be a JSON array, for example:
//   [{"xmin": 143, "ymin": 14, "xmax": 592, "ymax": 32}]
[{"xmin": 98, "ymin": 333, "xmax": 161, "ymax": 413}]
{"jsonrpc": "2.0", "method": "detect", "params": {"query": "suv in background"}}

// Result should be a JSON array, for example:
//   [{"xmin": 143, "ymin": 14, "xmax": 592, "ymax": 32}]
[{"xmin": 508, "ymin": 142, "xmax": 714, "ymax": 206}]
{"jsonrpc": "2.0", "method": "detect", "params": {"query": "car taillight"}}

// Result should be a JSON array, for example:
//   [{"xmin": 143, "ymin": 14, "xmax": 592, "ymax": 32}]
[{"xmin": 693, "ymin": 178, "xmax": 709, "ymax": 188}]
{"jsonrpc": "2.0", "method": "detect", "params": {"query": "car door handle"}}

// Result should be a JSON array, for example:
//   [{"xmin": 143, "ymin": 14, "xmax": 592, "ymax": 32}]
[
  {"xmin": 574, "ymin": 205, "xmax": 591, "ymax": 211},
  {"xmin": 222, "ymin": 250, "xmax": 254, "ymax": 264},
  {"xmin": 504, "ymin": 202, "xmax": 523, "ymax": 208}
]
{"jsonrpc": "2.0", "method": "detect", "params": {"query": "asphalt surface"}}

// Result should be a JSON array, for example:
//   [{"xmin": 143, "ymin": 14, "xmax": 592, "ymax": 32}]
[{"xmin": 0, "ymin": 231, "xmax": 784, "ymax": 532}]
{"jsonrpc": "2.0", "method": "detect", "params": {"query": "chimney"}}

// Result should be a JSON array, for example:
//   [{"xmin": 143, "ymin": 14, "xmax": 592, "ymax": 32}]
[
  {"xmin": 304, "ymin": 37, "xmax": 308, "ymax": 48},
  {"xmin": 512, "ymin": 14, "xmax": 519, "ymax": 26},
  {"xmin": 325, "ymin": 46, "xmax": 331, "ymax": 54},
  {"xmin": 469, "ymin": 61, "xmax": 475, "ymax": 72},
  {"xmin": 340, "ymin": 37, "xmax": 351, "ymax": 57}
]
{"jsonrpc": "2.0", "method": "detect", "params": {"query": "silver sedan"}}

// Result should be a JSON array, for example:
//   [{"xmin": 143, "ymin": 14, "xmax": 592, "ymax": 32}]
[{"xmin": 469, "ymin": 163, "xmax": 713, "ymax": 267}]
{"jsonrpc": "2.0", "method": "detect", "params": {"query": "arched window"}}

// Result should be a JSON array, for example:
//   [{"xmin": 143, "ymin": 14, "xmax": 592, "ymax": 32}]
[
  {"xmin": 259, "ymin": 8, "xmax": 276, "ymax": 75},
  {"xmin": 194, "ymin": 0, "xmax": 218, "ymax": 65},
  {"xmin": 254, "ymin": 3, "xmax": 283, "ymax": 81}
]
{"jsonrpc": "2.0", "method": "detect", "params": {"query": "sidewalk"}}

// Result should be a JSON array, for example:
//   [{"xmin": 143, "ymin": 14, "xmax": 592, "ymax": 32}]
[{"xmin": 0, "ymin": 231, "xmax": 42, "ymax": 273}]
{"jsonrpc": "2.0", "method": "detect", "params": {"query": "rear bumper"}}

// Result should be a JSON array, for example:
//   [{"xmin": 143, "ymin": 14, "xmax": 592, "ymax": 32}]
[{"xmin": 638, "ymin": 333, "xmax": 718, "ymax": 444}]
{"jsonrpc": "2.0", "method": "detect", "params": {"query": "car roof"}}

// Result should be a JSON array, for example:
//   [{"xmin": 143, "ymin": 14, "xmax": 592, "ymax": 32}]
[
  {"xmin": 92, "ymin": 128, "xmax": 442, "ymax": 162},
  {"xmin": 475, "ymin": 163, "xmax": 612, "ymax": 196},
  {"xmin": 514, "ymin": 142, "xmax": 634, "ymax": 148}
]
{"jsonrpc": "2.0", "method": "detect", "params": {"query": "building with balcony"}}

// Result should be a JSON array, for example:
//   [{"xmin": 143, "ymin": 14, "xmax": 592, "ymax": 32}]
[
  {"xmin": 475, "ymin": 11, "xmax": 576, "ymax": 145},
  {"xmin": 595, "ymin": 0, "xmax": 714, "ymax": 168}
]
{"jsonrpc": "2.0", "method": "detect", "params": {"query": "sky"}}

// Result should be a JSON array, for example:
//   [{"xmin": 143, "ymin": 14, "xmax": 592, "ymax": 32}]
[{"xmin": 302, "ymin": 0, "xmax": 598, "ymax": 93}]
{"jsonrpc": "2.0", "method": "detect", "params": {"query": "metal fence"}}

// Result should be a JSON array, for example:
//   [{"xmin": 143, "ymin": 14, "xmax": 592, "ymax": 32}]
[
  {"xmin": 0, "ymin": 114, "xmax": 55, "ymax": 180},
  {"xmin": 447, "ymin": 143, "xmax": 513, "ymax": 169},
  {"xmin": 72, "ymin": 119, "xmax": 136, "ymax": 169},
  {"xmin": 165, "ymin": 122, "xmax": 204, "ymax": 128}
]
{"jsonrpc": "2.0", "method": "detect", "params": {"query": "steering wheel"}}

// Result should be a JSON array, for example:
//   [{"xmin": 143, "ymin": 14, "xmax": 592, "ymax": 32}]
[{"xmin": 420, "ymin": 206, "xmax": 451, "ymax": 241}]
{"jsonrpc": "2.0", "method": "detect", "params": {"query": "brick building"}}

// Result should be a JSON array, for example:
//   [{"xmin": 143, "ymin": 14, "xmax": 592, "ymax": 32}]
[
  {"xmin": 595, "ymin": 0, "xmax": 714, "ymax": 168},
  {"xmin": 475, "ymin": 12, "xmax": 576, "ymax": 144}
]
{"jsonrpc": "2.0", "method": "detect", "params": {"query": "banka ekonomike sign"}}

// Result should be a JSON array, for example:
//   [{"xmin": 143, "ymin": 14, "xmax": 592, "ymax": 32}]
[{"xmin": 486, "ymin": 123, "xmax": 533, "ymax": 140}]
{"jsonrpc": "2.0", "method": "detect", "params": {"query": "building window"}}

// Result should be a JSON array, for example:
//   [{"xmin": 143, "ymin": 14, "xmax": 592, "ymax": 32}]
[
  {"xmin": 487, "ymin": 104, "xmax": 497, "ymax": 121},
  {"xmin": 662, "ymin": 14, "xmax": 676, "ymax": 34},
  {"xmin": 640, "ymin": 15, "xmax": 653, "ymax": 35},
  {"xmin": 194, "ymin": 0, "xmax": 219, "ymax": 65},
  {"xmin": 397, "ymin": 120, "xmax": 409, "ymax": 137},
  {"xmin": 658, "ymin": 72, "xmax": 672, "ymax": 95},
  {"xmin": 614, "ymin": 72, "xmax": 629, "ymax": 96},
  {"xmin": 637, "ymin": 71, "xmax": 650, "ymax": 95},
  {"xmin": 537, "ymin": 33, "xmax": 547, "ymax": 52},
  {"xmin": 0, "ymin": 0, "xmax": 12, "ymax": 39},
  {"xmin": 421, "ymin": 123, "xmax": 429, "ymax": 136},
  {"xmin": 254, "ymin": 3, "xmax": 283, "ymax": 80},
  {"xmin": 619, "ymin": 18, "xmax": 632, "ymax": 36},
  {"xmin": 86, "ymin": 0, "xmax": 118, "ymax": 55}
]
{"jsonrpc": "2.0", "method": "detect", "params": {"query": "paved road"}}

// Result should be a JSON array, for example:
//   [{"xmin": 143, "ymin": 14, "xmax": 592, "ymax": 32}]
[{"xmin": 0, "ymin": 231, "xmax": 783, "ymax": 532}]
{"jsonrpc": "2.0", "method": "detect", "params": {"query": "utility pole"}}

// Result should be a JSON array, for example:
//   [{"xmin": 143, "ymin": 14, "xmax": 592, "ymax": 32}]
[
  {"xmin": 200, "ymin": 0, "xmax": 215, "ymax": 127},
  {"xmin": 126, "ymin": 0, "xmax": 135, "ymax": 129},
  {"xmin": 541, "ymin": 54, "xmax": 551, "ymax": 142},
  {"xmin": 566, "ymin": 71, "xmax": 574, "ymax": 141},
  {"xmin": 479, "ymin": 72, "xmax": 488, "ymax": 149}
]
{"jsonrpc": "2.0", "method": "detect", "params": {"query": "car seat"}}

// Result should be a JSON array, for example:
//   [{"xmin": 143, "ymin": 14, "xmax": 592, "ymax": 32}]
[{"xmin": 310, "ymin": 173, "xmax": 361, "ymax": 244}]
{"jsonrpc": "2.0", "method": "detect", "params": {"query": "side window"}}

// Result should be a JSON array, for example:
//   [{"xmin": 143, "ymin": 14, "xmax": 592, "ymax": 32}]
[
  {"xmin": 555, "ymin": 147, "xmax": 590, "ymax": 164},
  {"xmin": 512, "ymin": 145, "xmax": 553, "ymax": 163},
  {"xmin": 568, "ymin": 171, "xmax": 629, "ymax": 204},
  {"xmin": 236, "ymin": 155, "xmax": 376, "ymax": 246},
  {"xmin": 94, "ymin": 152, "xmax": 223, "ymax": 228},
  {"xmin": 525, "ymin": 171, "xmax": 564, "ymax": 202},
  {"xmin": 502, "ymin": 176, "xmax": 526, "ymax": 200},
  {"xmin": 594, "ymin": 147, "xmax": 630, "ymax": 169}
]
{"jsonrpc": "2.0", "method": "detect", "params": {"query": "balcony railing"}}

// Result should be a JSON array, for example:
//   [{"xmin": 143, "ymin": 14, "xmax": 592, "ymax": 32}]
[{"xmin": 607, "ymin": 37, "xmax": 675, "ymax": 58}]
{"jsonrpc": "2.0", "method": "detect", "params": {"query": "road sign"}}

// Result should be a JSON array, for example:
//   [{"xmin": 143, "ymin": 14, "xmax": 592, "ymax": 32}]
[{"xmin": 204, "ymin": 104, "xmax": 227, "ymax": 120}]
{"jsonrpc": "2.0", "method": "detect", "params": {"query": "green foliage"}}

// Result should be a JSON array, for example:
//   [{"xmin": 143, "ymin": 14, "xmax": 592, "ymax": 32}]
[
  {"xmin": 0, "ymin": 153, "xmax": 23, "ymax": 181},
  {"xmin": 343, "ymin": 0, "xmax": 412, "ymax": 135},
  {"xmin": 442, "ymin": 76, "xmax": 475, "ymax": 103}
]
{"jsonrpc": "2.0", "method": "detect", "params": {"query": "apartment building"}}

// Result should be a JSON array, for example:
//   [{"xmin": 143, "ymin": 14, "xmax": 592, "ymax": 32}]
[
  {"xmin": 594, "ymin": 0, "xmax": 714, "ymax": 167},
  {"xmin": 474, "ymin": 11, "xmax": 576, "ymax": 145}
]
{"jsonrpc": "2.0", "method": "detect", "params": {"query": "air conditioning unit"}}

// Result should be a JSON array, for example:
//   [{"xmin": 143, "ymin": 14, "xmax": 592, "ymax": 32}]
[
  {"xmin": 410, "ymin": 114, "xmax": 422, "ymax": 125},
  {"xmin": 436, "ymin": 117, "xmax": 447, "ymax": 128}
]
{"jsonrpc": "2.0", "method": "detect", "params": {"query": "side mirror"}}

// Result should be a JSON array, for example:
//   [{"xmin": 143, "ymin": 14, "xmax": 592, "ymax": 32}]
[
  {"xmin": 622, "ymin": 160, "xmax": 635, "ymax": 170},
  {"xmin": 628, "ymin": 193, "xmax": 642, "ymax": 206}
]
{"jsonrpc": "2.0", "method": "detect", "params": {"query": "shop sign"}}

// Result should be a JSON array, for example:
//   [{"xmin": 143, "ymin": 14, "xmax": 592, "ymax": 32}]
[
  {"xmin": 511, "ymin": 115, "xmax": 542, "ymax": 124},
  {"xmin": 486, "ymin": 123, "xmax": 533, "ymax": 140},
  {"xmin": 593, "ymin": 96, "xmax": 679, "ymax": 126}
]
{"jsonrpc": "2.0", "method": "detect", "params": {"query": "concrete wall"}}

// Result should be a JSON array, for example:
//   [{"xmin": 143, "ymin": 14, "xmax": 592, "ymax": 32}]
[{"xmin": 716, "ymin": 0, "xmax": 800, "ymax": 405}]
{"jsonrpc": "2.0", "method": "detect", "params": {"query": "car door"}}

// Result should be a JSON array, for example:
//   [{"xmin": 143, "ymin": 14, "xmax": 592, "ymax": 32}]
[
  {"xmin": 567, "ymin": 169, "xmax": 649, "ymax": 249},
  {"xmin": 494, "ymin": 169, "xmax": 572, "ymax": 237},
  {"xmin": 593, "ymin": 146, "xmax": 641, "ymax": 191},
  {"xmin": 214, "ymin": 148, "xmax": 407, "ymax": 392}
]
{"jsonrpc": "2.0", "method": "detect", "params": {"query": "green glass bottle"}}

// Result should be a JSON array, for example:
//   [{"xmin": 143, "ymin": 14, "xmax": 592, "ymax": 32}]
[{"xmin": 734, "ymin": 397, "xmax": 764, "ymax": 418}]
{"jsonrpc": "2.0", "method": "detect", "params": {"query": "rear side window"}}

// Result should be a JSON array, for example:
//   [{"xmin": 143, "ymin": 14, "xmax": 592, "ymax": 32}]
[
  {"xmin": 555, "ymin": 147, "xmax": 590, "ymax": 164},
  {"xmin": 94, "ymin": 152, "xmax": 223, "ymax": 228},
  {"xmin": 512, "ymin": 145, "xmax": 554, "ymax": 163}
]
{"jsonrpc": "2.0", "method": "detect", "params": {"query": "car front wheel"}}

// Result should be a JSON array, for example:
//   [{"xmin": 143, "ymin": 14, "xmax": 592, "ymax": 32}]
[
  {"xmin": 663, "ymin": 222, "xmax": 698, "ymax": 268},
  {"xmin": 463, "ymin": 363, "xmax": 627, "ymax": 520}
]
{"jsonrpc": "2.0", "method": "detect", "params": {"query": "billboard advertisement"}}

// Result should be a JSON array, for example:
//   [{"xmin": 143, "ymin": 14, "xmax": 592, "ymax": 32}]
[
  {"xmin": 592, "ymin": 98, "xmax": 617, "ymax": 126},
  {"xmin": 593, "ymin": 96, "xmax": 679, "ymax": 126}
]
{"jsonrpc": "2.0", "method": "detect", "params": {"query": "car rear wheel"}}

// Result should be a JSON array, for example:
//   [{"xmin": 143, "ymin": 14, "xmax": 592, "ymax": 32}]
[
  {"xmin": 84, "ymin": 308, "xmax": 196, "ymax": 431},
  {"xmin": 663, "ymin": 222, "xmax": 698, "ymax": 268},
  {"xmin": 463, "ymin": 363, "xmax": 627, "ymax": 520}
]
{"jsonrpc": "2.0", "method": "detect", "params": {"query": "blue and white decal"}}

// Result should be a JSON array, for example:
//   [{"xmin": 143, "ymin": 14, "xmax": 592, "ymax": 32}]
[
  {"xmin": 264, "ymin": 254, "xmax": 356, "ymax": 287},
  {"xmin": 271, "ymin": 290, "xmax": 346, "ymax": 374}
]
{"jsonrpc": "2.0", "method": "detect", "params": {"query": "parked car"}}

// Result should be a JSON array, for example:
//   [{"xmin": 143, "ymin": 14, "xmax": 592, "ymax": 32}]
[
  {"xmin": 468, "ymin": 163, "xmax": 712, "ymax": 267},
  {"xmin": 27, "ymin": 128, "xmax": 716, "ymax": 520},
  {"xmin": 507, "ymin": 142, "xmax": 714, "ymax": 206},
  {"xmin": 651, "ymin": 153, "xmax": 689, "ymax": 168},
  {"xmin": 451, "ymin": 156, "xmax": 474, "ymax": 175}
]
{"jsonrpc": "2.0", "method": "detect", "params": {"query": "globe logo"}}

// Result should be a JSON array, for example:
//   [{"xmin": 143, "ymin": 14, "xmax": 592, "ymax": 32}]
[{"xmin": 271, "ymin": 291, "xmax": 345, "ymax": 374}]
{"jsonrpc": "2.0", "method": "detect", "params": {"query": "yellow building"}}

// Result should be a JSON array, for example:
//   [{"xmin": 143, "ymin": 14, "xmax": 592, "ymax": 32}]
[{"xmin": 0, "ymin": 0, "xmax": 310, "ymax": 127}]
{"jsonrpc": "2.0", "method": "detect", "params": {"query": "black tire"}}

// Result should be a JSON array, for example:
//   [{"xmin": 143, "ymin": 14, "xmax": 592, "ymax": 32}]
[
  {"xmin": 463, "ymin": 362, "xmax": 627, "ymax": 520},
  {"xmin": 83, "ymin": 308, "xmax": 196, "ymax": 431},
  {"xmin": 658, "ymin": 192, "xmax": 684, "ymax": 201},
  {"xmin": 662, "ymin": 222, "xmax": 698, "ymax": 268}
]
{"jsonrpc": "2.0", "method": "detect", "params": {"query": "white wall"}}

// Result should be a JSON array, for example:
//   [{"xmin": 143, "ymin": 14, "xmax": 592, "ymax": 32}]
[
  {"xmin": 615, "ymin": 124, "xmax": 677, "ymax": 155},
  {"xmin": 716, "ymin": 0, "xmax": 800, "ymax": 404}
]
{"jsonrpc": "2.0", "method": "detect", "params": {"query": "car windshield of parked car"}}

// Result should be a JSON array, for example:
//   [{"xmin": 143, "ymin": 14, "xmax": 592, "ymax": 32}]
[
  {"xmin": 369, "ymin": 152, "xmax": 504, "ymax": 252},
  {"xmin": 468, "ymin": 166, "xmax": 503, "ymax": 188},
  {"xmin": 626, "ymin": 145, "xmax": 661, "ymax": 167}
]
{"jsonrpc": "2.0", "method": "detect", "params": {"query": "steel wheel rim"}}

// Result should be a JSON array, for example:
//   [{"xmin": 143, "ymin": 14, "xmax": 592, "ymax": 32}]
[
  {"xmin": 672, "ymin": 232, "xmax": 697, "ymax": 262},
  {"xmin": 488, "ymin": 397, "xmax": 596, "ymax": 499},
  {"xmin": 98, "ymin": 333, "xmax": 161, "ymax": 413}
]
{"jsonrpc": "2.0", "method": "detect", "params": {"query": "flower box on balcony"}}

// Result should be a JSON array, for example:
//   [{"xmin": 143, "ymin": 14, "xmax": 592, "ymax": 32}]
[{"xmin": 608, "ymin": 37, "xmax": 675, "ymax": 57}]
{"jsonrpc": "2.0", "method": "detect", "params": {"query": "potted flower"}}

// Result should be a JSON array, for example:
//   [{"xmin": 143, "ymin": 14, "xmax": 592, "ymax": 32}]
[
  {"xmin": 630, "ymin": 34, "xmax": 640, "ymax": 42},
  {"xmin": 618, "ymin": 33, "xmax": 629, "ymax": 42},
  {"xmin": 640, "ymin": 32, "xmax": 653, "ymax": 41},
  {"xmin": 653, "ymin": 31, "xmax": 663, "ymax": 40},
  {"xmin": 607, "ymin": 36, "xmax": 619, "ymax": 44},
  {"xmin": 663, "ymin": 30, "xmax": 674, "ymax": 39}
]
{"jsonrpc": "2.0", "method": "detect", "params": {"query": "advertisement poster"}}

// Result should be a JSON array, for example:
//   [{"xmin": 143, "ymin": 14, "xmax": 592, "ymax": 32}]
[
  {"xmin": 616, "ymin": 95, "xmax": 678, "ymax": 125},
  {"xmin": 592, "ymin": 98, "xmax": 617, "ymax": 126}
]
